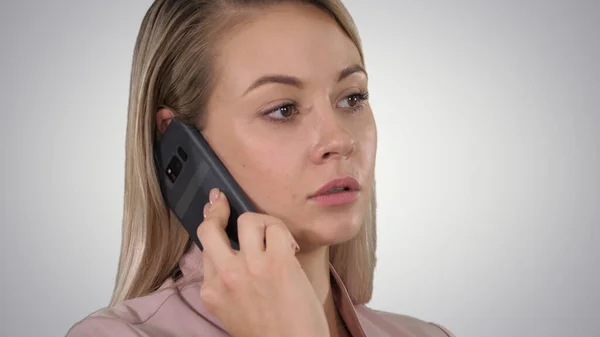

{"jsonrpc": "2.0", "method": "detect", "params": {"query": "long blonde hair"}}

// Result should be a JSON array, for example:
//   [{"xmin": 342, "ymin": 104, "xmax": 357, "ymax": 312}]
[{"xmin": 110, "ymin": 0, "xmax": 377, "ymax": 307}]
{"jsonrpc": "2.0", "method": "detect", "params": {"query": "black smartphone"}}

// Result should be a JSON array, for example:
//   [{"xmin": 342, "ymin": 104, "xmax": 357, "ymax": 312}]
[{"xmin": 154, "ymin": 118, "xmax": 256, "ymax": 251}]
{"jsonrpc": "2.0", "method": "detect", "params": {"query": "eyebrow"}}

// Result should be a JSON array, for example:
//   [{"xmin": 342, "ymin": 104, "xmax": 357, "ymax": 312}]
[{"xmin": 242, "ymin": 64, "xmax": 367, "ymax": 96}]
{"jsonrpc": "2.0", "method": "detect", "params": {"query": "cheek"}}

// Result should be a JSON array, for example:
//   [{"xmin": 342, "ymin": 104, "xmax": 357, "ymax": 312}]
[
  {"xmin": 221, "ymin": 128, "xmax": 306, "ymax": 208},
  {"xmin": 356, "ymin": 115, "xmax": 378, "ymax": 169}
]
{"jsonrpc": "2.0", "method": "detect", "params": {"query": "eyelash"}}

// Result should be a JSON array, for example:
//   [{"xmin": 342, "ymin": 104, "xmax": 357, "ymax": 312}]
[{"xmin": 262, "ymin": 91, "xmax": 370, "ymax": 124}]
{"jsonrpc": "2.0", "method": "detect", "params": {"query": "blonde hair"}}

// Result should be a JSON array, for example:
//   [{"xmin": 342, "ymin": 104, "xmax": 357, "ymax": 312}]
[{"xmin": 110, "ymin": 0, "xmax": 377, "ymax": 307}]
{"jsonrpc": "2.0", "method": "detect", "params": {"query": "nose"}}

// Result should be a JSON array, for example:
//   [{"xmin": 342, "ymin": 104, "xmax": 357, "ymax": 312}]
[{"xmin": 309, "ymin": 108, "xmax": 356, "ymax": 164}]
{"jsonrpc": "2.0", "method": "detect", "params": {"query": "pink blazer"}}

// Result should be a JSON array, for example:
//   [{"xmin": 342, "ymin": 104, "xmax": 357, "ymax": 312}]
[{"xmin": 67, "ymin": 245, "xmax": 455, "ymax": 337}]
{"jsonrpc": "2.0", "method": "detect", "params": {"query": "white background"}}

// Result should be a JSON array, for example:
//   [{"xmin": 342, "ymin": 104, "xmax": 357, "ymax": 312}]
[{"xmin": 1, "ymin": 1, "xmax": 598, "ymax": 336}]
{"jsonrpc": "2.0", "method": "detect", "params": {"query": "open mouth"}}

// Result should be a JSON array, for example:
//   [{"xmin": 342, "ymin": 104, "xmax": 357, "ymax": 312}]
[
  {"xmin": 309, "ymin": 176, "xmax": 360, "ymax": 199},
  {"xmin": 320, "ymin": 186, "xmax": 352, "ymax": 195},
  {"xmin": 308, "ymin": 176, "xmax": 361, "ymax": 206}
]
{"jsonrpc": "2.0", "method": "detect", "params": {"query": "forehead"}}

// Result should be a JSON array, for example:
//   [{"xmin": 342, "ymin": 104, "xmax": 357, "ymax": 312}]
[{"xmin": 214, "ymin": 3, "xmax": 362, "ymax": 94}]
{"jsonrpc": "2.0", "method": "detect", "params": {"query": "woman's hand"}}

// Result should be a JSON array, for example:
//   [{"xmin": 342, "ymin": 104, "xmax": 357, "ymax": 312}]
[{"xmin": 197, "ymin": 188, "xmax": 330, "ymax": 337}]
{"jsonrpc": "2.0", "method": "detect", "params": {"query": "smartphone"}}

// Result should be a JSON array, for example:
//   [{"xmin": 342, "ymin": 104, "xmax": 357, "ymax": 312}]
[{"xmin": 154, "ymin": 118, "xmax": 256, "ymax": 251}]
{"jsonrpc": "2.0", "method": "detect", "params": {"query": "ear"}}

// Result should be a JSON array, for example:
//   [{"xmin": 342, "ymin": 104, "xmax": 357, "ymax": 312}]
[{"xmin": 156, "ymin": 108, "xmax": 175, "ymax": 134}]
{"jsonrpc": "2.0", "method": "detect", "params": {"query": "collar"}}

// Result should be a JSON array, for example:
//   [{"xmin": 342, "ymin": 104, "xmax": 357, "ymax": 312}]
[{"xmin": 172, "ymin": 244, "xmax": 367, "ymax": 337}]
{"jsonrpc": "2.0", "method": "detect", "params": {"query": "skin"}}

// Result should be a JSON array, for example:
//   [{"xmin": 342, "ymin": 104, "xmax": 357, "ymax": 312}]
[{"xmin": 157, "ymin": 3, "xmax": 377, "ymax": 337}]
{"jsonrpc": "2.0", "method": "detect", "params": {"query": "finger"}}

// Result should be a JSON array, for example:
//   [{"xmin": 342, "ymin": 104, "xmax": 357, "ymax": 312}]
[
  {"xmin": 264, "ymin": 220, "xmax": 299, "ymax": 256},
  {"xmin": 197, "ymin": 189, "xmax": 234, "ymax": 267},
  {"xmin": 237, "ymin": 212, "xmax": 267, "ymax": 257},
  {"xmin": 202, "ymin": 249, "xmax": 216, "ymax": 280},
  {"xmin": 199, "ymin": 270, "xmax": 225, "ymax": 315},
  {"xmin": 207, "ymin": 188, "xmax": 231, "ymax": 228}
]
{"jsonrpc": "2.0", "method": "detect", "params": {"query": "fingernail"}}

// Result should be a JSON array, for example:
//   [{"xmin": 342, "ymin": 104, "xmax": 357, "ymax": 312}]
[
  {"xmin": 209, "ymin": 188, "xmax": 220, "ymax": 204},
  {"xmin": 293, "ymin": 242, "xmax": 300, "ymax": 253}
]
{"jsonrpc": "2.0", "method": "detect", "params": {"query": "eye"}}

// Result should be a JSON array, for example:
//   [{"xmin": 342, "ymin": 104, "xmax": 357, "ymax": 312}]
[
  {"xmin": 337, "ymin": 91, "xmax": 369, "ymax": 110},
  {"xmin": 265, "ymin": 103, "xmax": 298, "ymax": 121}
]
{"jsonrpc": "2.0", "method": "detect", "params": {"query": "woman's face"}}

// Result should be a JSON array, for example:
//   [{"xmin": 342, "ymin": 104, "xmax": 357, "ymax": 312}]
[{"xmin": 202, "ymin": 3, "xmax": 377, "ymax": 250}]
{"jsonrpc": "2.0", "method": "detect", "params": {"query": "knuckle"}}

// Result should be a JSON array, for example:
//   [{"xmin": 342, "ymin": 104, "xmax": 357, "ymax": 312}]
[
  {"xmin": 199, "ymin": 284, "xmax": 218, "ymax": 308},
  {"xmin": 246, "ymin": 257, "xmax": 266, "ymax": 276},
  {"xmin": 265, "ymin": 260, "xmax": 284, "ymax": 278},
  {"xmin": 237, "ymin": 212, "xmax": 255, "ymax": 226},
  {"xmin": 196, "ymin": 220, "xmax": 211, "ymax": 239},
  {"xmin": 220, "ymin": 268, "xmax": 241, "ymax": 290},
  {"xmin": 196, "ymin": 224, "xmax": 205, "ymax": 239},
  {"xmin": 267, "ymin": 221, "xmax": 288, "ymax": 236},
  {"xmin": 264, "ymin": 251, "xmax": 284, "ymax": 269},
  {"xmin": 197, "ymin": 218, "xmax": 221, "ymax": 241}
]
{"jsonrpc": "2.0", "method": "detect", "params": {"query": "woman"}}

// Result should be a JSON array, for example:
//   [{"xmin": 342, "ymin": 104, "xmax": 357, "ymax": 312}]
[{"xmin": 68, "ymin": 0, "xmax": 454, "ymax": 336}]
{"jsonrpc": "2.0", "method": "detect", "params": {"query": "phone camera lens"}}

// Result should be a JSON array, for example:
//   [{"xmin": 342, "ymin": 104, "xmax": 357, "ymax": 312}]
[{"xmin": 177, "ymin": 146, "xmax": 188, "ymax": 162}]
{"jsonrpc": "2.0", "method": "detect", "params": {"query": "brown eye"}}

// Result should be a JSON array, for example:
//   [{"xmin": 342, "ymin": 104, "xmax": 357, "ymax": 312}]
[
  {"xmin": 279, "ymin": 105, "xmax": 294, "ymax": 118},
  {"xmin": 265, "ymin": 103, "xmax": 298, "ymax": 122},
  {"xmin": 337, "ymin": 92, "xmax": 369, "ymax": 110},
  {"xmin": 346, "ymin": 95, "xmax": 359, "ymax": 108}
]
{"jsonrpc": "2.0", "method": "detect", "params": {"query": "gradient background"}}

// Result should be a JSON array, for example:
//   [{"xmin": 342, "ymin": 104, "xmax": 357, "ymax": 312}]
[{"xmin": 1, "ymin": 1, "xmax": 599, "ymax": 336}]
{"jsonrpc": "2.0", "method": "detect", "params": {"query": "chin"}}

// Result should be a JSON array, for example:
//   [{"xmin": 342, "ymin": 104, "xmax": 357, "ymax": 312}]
[{"xmin": 298, "ymin": 211, "xmax": 365, "ymax": 248}]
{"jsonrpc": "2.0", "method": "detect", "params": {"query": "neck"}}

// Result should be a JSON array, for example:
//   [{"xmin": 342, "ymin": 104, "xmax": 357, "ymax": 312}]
[{"xmin": 295, "ymin": 246, "xmax": 348, "ymax": 337}]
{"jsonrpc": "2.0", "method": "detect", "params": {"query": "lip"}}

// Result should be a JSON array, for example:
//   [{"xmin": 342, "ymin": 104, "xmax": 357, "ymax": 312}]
[
  {"xmin": 309, "ymin": 176, "xmax": 361, "ymax": 198},
  {"xmin": 308, "ymin": 176, "xmax": 361, "ymax": 206}
]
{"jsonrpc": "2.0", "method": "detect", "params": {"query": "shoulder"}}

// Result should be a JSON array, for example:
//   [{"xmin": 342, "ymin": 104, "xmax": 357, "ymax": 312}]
[
  {"xmin": 66, "ymin": 315, "xmax": 144, "ymax": 337},
  {"xmin": 66, "ymin": 280, "xmax": 225, "ymax": 336},
  {"xmin": 66, "ymin": 285, "xmax": 179, "ymax": 337},
  {"xmin": 374, "ymin": 310, "xmax": 455, "ymax": 337},
  {"xmin": 355, "ymin": 305, "xmax": 455, "ymax": 337}
]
